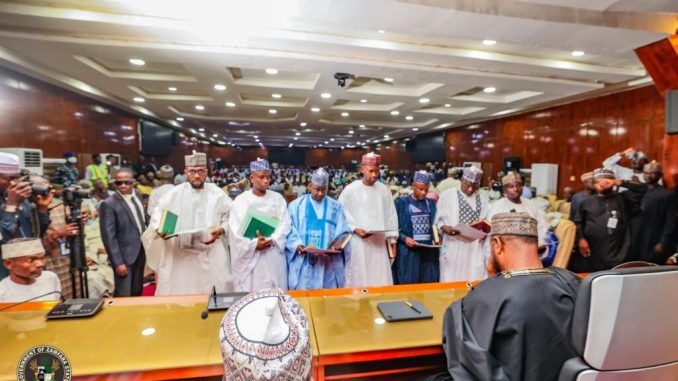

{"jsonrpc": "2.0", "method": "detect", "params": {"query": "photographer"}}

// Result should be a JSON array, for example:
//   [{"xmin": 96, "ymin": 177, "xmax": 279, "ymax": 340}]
[{"xmin": 0, "ymin": 153, "xmax": 52, "ymax": 280}]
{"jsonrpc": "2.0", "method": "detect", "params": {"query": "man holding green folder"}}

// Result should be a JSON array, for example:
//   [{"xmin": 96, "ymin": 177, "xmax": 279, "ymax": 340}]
[{"xmin": 229, "ymin": 158, "xmax": 291, "ymax": 292}]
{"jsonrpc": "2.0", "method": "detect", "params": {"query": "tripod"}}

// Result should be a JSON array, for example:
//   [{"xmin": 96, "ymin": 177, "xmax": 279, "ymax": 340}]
[{"xmin": 66, "ymin": 199, "xmax": 89, "ymax": 299}]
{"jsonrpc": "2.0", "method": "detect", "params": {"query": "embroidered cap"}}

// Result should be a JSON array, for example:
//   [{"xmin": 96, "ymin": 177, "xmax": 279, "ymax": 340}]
[
  {"xmin": 250, "ymin": 158, "xmax": 270, "ymax": 173},
  {"xmin": 462, "ymin": 166, "xmax": 483, "ymax": 185},
  {"xmin": 158, "ymin": 165, "xmax": 174, "ymax": 179},
  {"xmin": 490, "ymin": 212, "xmax": 538, "ymax": 238},
  {"xmin": 1, "ymin": 238, "xmax": 46, "ymax": 259},
  {"xmin": 580, "ymin": 172, "xmax": 593, "ymax": 181},
  {"xmin": 185, "ymin": 151, "xmax": 207, "ymax": 167},
  {"xmin": 413, "ymin": 170, "xmax": 431, "ymax": 184},
  {"xmin": 311, "ymin": 168, "xmax": 330, "ymax": 187},
  {"xmin": 593, "ymin": 168, "xmax": 615, "ymax": 180},
  {"xmin": 220, "ymin": 288, "xmax": 311, "ymax": 381},
  {"xmin": 361, "ymin": 152, "xmax": 381, "ymax": 166},
  {"xmin": 0, "ymin": 152, "xmax": 20, "ymax": 176},
  {"xmin": 501, "ymin": 171, "xmax": 522, "ymax": 186}
]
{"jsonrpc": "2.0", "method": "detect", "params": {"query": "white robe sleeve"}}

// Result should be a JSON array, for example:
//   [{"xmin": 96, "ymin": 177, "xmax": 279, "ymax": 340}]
[
  {"xmin": 228, "ymin": 196, "xmax": 259, "ymax": 284},
  {"xmin": 338, "ymin": 187, "xmax": 357, "ymax": 232},
  {"xmin": 435, "ymin": 189, "xmax": 453, "ymax": 229},
  {"xmin": 270, "ymin": 196, "xmax": 291, "ymax": 252},
  {"xmin": 383, "ymin": 187, "xmax": 399, "ymax": 239}
]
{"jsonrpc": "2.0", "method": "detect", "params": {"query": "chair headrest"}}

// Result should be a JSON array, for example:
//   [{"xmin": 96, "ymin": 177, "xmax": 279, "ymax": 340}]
[{"xmin": 572, "ymin": 266, "xmax": 678, "ymax": 371}]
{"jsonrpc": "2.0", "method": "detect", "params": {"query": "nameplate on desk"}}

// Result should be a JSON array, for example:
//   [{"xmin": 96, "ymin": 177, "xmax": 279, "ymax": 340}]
[
  {"xmin": 208, "ymin": 292, "xmax": 248, "ymax": 311},
  {"xmin": 46, "ymin": 298, "xmax": 104, "ymax": 320},
  {"xmin": 377, "ymin": 300, "xmax": 433, "ymax": 322}
]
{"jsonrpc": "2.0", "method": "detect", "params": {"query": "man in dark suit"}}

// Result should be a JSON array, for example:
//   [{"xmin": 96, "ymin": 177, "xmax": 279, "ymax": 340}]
[{"xmin": 100, "ymin": 167, "xmax": 148, "ymax": 296}]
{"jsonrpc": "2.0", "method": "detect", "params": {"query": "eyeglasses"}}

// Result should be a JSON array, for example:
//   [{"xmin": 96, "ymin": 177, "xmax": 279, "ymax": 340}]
[
  {"xmin": 114, "ymin": 180, "xmax": 134, "ymax": 186},
  {"xmin": 187, "ymin": 169, "xmax": 207, "ymax": 176}
]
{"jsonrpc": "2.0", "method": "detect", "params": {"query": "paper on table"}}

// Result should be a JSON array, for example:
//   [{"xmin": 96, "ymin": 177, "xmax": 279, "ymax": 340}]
[{"xmin": 452, "ymin": 223, "xmax": 487, "ymax": 241}]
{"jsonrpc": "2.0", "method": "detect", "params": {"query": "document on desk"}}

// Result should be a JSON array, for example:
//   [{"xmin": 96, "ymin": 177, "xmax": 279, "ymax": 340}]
[{"xmin": 377, "ymin": 300, "xmax": 433, "ymax": 322}]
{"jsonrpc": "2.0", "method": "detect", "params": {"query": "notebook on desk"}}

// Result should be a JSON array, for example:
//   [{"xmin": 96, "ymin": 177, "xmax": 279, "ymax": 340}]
[{"xmin": 377, "ymin": 300, "xmax": 433, "ymax": 322}]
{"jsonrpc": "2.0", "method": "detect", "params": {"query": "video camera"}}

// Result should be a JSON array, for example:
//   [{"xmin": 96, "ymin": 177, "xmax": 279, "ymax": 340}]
[
  {"xmin": 17, "ymin": 175, "xmax": 52, "ymax": 197},
  {"xmin": 63, "ymin": 185, "xmax": 91, "ymax": 204}
]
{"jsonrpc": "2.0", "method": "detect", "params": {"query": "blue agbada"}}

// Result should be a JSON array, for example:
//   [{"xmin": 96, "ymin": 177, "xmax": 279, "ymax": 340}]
[
  {"xmin": 285, "ymin": 194, "xmax": 351, "ymax": 290},
  {"xmin": 393, "ymin": 195, "xmax": 439, "ymax": 284}
]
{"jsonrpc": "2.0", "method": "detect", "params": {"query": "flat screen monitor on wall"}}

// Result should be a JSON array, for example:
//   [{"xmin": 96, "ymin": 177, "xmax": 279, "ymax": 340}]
[
  {"xmin": 140, "ymin": 120, "xmax": 175, "ymax": 157},
  {"xmin": 268, "ymin": 147, "xmax": 306, "ymax": 165},
  {"xmin": 407, "ymin": 133, "xmax": 445, "ymax": 163}
]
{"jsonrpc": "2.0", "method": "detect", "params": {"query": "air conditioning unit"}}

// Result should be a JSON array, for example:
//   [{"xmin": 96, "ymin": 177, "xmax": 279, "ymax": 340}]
[
  {"xmin": 463, "ymin": 162, "xmax": 482, "ymax": 169},
  {"xmin": 0, "ymin": 147, "xmax": 43, "ymax": 175},
  {"xmin": 531, "ymin": 163, "xmax": 558, "ymax": 195}
]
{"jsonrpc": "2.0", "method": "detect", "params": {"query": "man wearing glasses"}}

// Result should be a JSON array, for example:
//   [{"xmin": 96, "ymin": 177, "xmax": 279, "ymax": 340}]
[
  {"xmin": 0, "ymin": 152, "xmax": 52, "ymax": 280},
  {"xmin": 146, "ymin": 152, "xmax": 233, "ymax": 295},
  {"xmin": 100, "ymin": 167, "xmax": 148, "ymax": 296}
]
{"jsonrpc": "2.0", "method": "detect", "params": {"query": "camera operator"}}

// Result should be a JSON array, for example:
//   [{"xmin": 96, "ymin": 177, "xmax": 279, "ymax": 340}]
[{"xmin": 0, "ymin": 153, "xmax": 52, "ymax": 280}]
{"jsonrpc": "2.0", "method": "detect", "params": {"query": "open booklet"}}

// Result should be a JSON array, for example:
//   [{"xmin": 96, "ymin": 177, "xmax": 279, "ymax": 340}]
[
  {"xmin": 304, "ymin": 234, "xmax": 352, "ymax": 256},
  {"xmin": 452, "ymin": 220, "xmax": 492, "ymax": 241},
  {"xmin": 162, "ymin": 227, "xmax": 209, "ymax": 240}
]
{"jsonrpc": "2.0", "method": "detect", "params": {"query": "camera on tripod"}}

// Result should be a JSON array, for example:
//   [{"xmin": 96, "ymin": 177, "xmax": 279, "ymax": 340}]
[
  {"xmin": 17, "ymin": 175, "xmax": 52, "ymax": 197},
  {"xmin": 63, "ymin": 185, "xmax": 91, "ymax": 204},
  {"xmin": 62, "ymin": 185, "xmax": 92, "ymax": 299}
]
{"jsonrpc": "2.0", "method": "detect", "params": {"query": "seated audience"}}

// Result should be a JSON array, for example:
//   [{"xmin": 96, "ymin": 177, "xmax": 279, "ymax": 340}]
[{"xmin": 0, "ymin": 238, "xmax": 61, "ymax": 302}]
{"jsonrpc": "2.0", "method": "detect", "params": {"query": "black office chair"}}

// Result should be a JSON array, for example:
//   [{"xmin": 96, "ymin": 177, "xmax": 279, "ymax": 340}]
[{"xmin": 559, "ymin": 266, "xmax": 678, "ymax": 380}]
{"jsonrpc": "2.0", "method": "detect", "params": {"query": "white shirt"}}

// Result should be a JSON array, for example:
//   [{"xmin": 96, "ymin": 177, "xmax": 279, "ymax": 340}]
[
  {"xmin": 147, "ymin": 184, "xmax": 175, "ymax": 217},
  {"xmin": 118, "ymin": 192, "xmax": 145, "ymax": 234},
  {"xmin": 0, "ymin": 271, "xmax": 61, "ymax": 302}
]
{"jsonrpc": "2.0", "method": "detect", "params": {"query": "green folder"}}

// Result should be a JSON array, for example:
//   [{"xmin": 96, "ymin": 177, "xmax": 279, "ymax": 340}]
[
  {"xmin": 242, "ymin": 210, "xmax": 279, "ymax": 239},
  {"xmin": 157, "ymin": 209, "xmax": 178, "ymax": 235}
]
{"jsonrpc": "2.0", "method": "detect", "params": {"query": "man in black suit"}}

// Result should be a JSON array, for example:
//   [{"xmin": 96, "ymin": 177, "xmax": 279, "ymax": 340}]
[{"xmin": 100, "ymin": 167, "xmax": 148, "ymax": 296}]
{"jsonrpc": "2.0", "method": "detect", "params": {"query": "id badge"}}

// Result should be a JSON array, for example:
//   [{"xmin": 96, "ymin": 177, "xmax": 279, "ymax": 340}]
[
  {"xmin": 607, "ymin": 217, "xmax": 618, "ymax": 229},
  {"xmin": 59, "ymin": 239, "xmax": 70, "ymax": 256}
]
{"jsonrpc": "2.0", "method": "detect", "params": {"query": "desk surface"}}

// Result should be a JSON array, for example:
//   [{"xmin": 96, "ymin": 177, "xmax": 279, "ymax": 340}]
[{"xmin": 0, "ymin": 284, "xmax": 468, "ymax": 380}]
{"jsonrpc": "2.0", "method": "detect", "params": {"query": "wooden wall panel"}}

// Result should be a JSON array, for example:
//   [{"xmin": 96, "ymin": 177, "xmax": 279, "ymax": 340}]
[{"xmin": 444, "ymin": 85, "xmax": 671, "ymax": 195}]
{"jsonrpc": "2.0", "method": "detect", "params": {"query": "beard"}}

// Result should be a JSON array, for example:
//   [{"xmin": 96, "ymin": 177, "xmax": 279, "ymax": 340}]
[{"xmin": 190, "ymin": 179, "xmax": 205, "ymax": 189}]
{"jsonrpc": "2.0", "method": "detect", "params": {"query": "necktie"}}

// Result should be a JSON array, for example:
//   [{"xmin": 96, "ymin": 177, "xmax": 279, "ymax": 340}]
[{"xmin": 130, "ymin": 196, "xmax": 145, "ymax": 233}]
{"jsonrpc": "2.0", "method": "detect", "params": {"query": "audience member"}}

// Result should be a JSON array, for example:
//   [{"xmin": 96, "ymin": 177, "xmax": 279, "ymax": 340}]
[{"xmin": 0, "ymin": 238, "xmax": 61, "ymax": 302}]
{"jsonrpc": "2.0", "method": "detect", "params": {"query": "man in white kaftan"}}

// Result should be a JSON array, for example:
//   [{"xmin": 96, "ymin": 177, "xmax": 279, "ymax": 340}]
[
  {"xmin": 229, "ymin": 158, "xmax": 291, "ymax": 292},
  {"xmin": 145, "ymin": 152, "xmax": 233, "ymax": 295},
  {"xmin": 338, "ymin": 152, "xmax": 398, "ymax": 287},
  {"xmin": 434, "ymin": 166, "xmax": 489, "ymax": 282}
]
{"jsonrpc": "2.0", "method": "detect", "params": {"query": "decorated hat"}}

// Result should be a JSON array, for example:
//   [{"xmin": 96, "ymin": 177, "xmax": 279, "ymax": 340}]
[
  {"xmin": 501, "ymin": 171, "xmax": 522, "ymax": 186},
  {"xmin": 462, "ymin": 166, "xmax": 483, "ymax": 185},
  {"xmin": 185, "ymin": 151, "xmax": 207, "ymax": 167},
  {"xmin": 580, "ymin": 172, "xmax": 593, "ymax": 181},
  {"xmin": 1, "ymin": 238, "xmax": 46, "ymax": 259},
  {"xmin": 311, "ymin": 168, "xmax": 329, "ymax": 187},
  {"xmin": 361, "ymin": 152, "xmax": 381, "ymax": 166},
  {"xmin": 250, "ymin": 158, "xmax": 270, "ymax": 173},
  {"xmin": 220, "ymin": 289, "xmax": 311, "ymax": 381},
  {"xmin": 158, "ymin": 165, "xmax": 174, "ymax": 179},
  {"xmin": 0, "ymin": 152, "xmax": 20, "ymax": 176},
  {"xmin": 412, "ymin": 170, "xmax": 431, "ymax": 184},
  {"xmin": 643, "ymin": 161, "xmax": 662, "ymax": 172},
  {"xmin": 490, "ymin": 212, "xmax": 538, "ymax": 238},
  {"xmin": 593, "ymin": 168, "xmax": 615, "ymax": 180}
]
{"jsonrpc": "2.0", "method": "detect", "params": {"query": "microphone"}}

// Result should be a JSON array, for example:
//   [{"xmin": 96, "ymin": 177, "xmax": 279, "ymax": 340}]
[
  {"xmin": 201, "ymin": 310, "xmax": 209, "ymax": 320},
  {"xmin": 0, "ymin": 291, "xmax": 64, "ymax": 312},
  {"xmin": 200, "ymin": 286, "xmax": 218, "ymax": 320}
]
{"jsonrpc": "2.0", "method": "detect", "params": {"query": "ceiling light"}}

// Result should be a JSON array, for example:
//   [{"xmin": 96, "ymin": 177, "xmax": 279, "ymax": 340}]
[
  {"xmin": 405, "ymin": 115, "xmax": 414, "ymax": 120},
  {"xmin": 311, "ymin": 107, "xmax": 320, "ymax": 112},
  {"xmin": 269, "ymin": 109, "xmax": 277, "ymax": 114},
  {"xmin": 300, "ymin": 122, "xmax": 307, "ymax": 127},
  {"xmin": 571, "ymin": 50, "xmax": 585, "ymax": 57},
  {"xmin": 412, "ymin": 128, "xmax": 419, "ymax": 131},
  {"xmin": 254, "ymin": 135, "xmax": 258, "ymax": 138},
  {"xmin": 348, "ymin": 130, "xmax": 354, "ymax": 134},
  {"xmin": 377, "ymin": 30, "xmax": 386, "ymax": 34},
  {"xmin": 295, "ymin": 132, "xmax": 301, "ymax": 136},
  {"xmin": 225, "ymin": 102, "xmax": 236, "ymax": 107},
  {"xmin": 272, "ymin": 93, "xmax": 282, "ymax": 99},
  {"xmin": 214, "ymin": 84, "xmax": 226, "ymax": 91},
  {"xmin": 483, "ymin": 87, "xmax": 496, "ymax": 93},
  {"xmin": 383, "ymin": 77, "xmax": 394, "ymax": 83},
  {"xmin": 293, "ymin": 137, "xmax": 298, "ymax": 140},
  {"xmin": 419, "ymin": 98, "xmax": 430, "ymax": 103},
  {"xmin": 320, "ymin": 92, "xmax": 332, "ymax": 99},
  {"xmin": 195, "ymin": 105, "xmax": 205, "ymax": 110},
  {"xmin": 384, "ymin": 134, "xmax": 390, "ymax": 139},
  {"xmin": 129, "ymin": 58, "xmax": 145, "ymax": 66},
  {"xmin": 289, "ymin": 143, "xmax": 294, "ymax": 147},
  {"xmin": 324, "ymin": 141, "xmax": 329, "ymax": 144},
  {"xmin": 360, "ymin": 99, "xmax": 367, "ymax": 103},
  {"xmin": 341, "ymin": 112, "xmax": 349, "ymax": 117},
  {"xmin": 212, "ymin": 134, "xmax": 218, "ymax": 137},
  {"xmin": 198, "ymin": 128, "xmax": 205, "ymax": 132},
  {"xmin": 133, "ymin": 97, "xmax": 145, "ymax": 103},
  {"xmin": 168, "ymin": 87, "xmax": 177, "ymax": 91},
  {"xmin": 390, "ymin": 110, "xmax": 400, "ymax": 116},
  {"xmin": 359, "ymin": 124, "xmax": 366, "ymax": 128},
  {"xmin": 330, "ymin": 138, "xmax": 335, "ymax": 141},
  {"xmin": 444, "ymin": 103, "xmax": 451, "ymax": 107},
  {"xmin": 265, "ymin": 68, "xmax": 278, "ymax": 75},
  {"xmin": 255, "ymin": 139, "xmax": 260, "ymax": 142},
  {"xmin": 482, "ymin": 39, "xmax": 497, "ymax": 46},
  {"xmin": 176, "ymin": 117, "xmax": 184, "ymax": 121}
]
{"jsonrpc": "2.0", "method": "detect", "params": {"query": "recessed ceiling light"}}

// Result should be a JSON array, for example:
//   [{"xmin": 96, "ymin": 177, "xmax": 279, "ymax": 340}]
[
  {"xmin": 311, "ymin": 107, "xmax": 320, "ymax": 112},
  {"xmin": 129, "ymin": 58, "xmax": 145, "ymax": 66},
  {"xmin": 359, "ymin": 124, "xmax": 366, "ymax": 128},
  {"xmin": 384, "ymin": 134, "xmax": 390, "ymax": 139},
  {"xmin": 383, "ymin": 77, "xmax": 394, "ymax": 83},
  {"xmin": 412, "ymin": 128, "xmax": 419, "ymax": 131},
  {"xmin": 390, "ymin": 110, "xmax": 400, "ymax": 115},
  {"xmin": 444, "ymin": 103, "xmax": 451, "ymax": 107},
  {"xmin": 360, "ymin": 99, "xmax": 367, "ymax": 103},
  {"xmin": 254, "ymin": 135, "xmax": 259, "ymax": 138},
  {"xmin": 168, "ymin": 86, "xmax": 177, "ymax": 91},
  {"xmin": 176, "ymin": 117, "xmax": 184, "ymax": 121},
  {"xmin": 330, "ymin": 138, "xmax": 335, "ymax": 141},
  {"xmin": 377, "ymin": 30, "xmax": 386, "ymax": 34},
  {"xmin": 225, "ymin": 102, "xmax": 236, "ymax": 107},
  {"xmin": 255, "ymin": 139, "xmax": 260, "ymax": 142},
  {"xmin": 272, "ymin": 93, "xmax": 282, "ymax": 99},
  {"xmin": 195, "ymin": 105, "xmax": 205, "ymax": 110},
  {"xmin": 300, "ymin": 122, "xmax": 307, "ymax": 127},
  {"xmin": 133, "ymin": 97, "xmax": 145, "ymax": 103},
  {"xmin": 320, "ymin": 92, "xmax": 332, "ymax": 99},
  {"xmin": 482, "ymin": 39, "xmax": 497, "ymax": 46},
  {"xmin": 348, "ymin": 130, "xmax": 355, "ymax": 134},
  {"xmin": 419, "ymin": 98, "xmax": 430, "ymax": 104},
  {"xmin": 483, "ymin": 87, "xmax": 496, "ymax": 93},
  {"xmin": 212, "ymin": 133, "xmax": 218, "ymax": 137},
  {"xmin": 214, "ymin": 84, "xmax": 226, "ymax": 91},
  {"xmin": 295, "ymin": 132, "xmax": 301, "ymax": 136},
  {"xmin": 198, "ymin": 128, "xmax": 205, "ymax": 132},
  {"xmin": 269, "ymin": 109, "xmax": 277, "ymax": 114},
  {"xmin": 265, "ymin": 68, "xmax": 278, "ymax": 75},
  {"xmin": 324, "ymin": 141, "xmax": 329, "ymax": 144},
  {"xmin": 571, "ymin": 50, "xmax": 585, "ymax": 57},
  {"xmin": 293, "ymin": 137, "xmax": 298, "ymax": 140},
  {"xmin": 341, "ymin": 112, "xmax": 349, "ymax": 117},
  {"xmin": 405, "ymin": 115, "xmax": 414, "ymax": 120}
]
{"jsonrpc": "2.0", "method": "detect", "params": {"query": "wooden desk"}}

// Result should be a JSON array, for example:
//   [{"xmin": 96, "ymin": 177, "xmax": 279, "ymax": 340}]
[{"xmin": 0, "ymin": 283, "xmax": 470, "ymax": 381}]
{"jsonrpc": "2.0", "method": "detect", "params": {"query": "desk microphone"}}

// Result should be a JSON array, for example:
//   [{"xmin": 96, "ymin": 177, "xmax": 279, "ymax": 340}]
[
  {"xmin": 200, "ymin": 286, "xmax": 218, "ymax": 320},
  {"xmin": 0, "ymin": 291, "xmax": 64, "ymax": 312}
]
